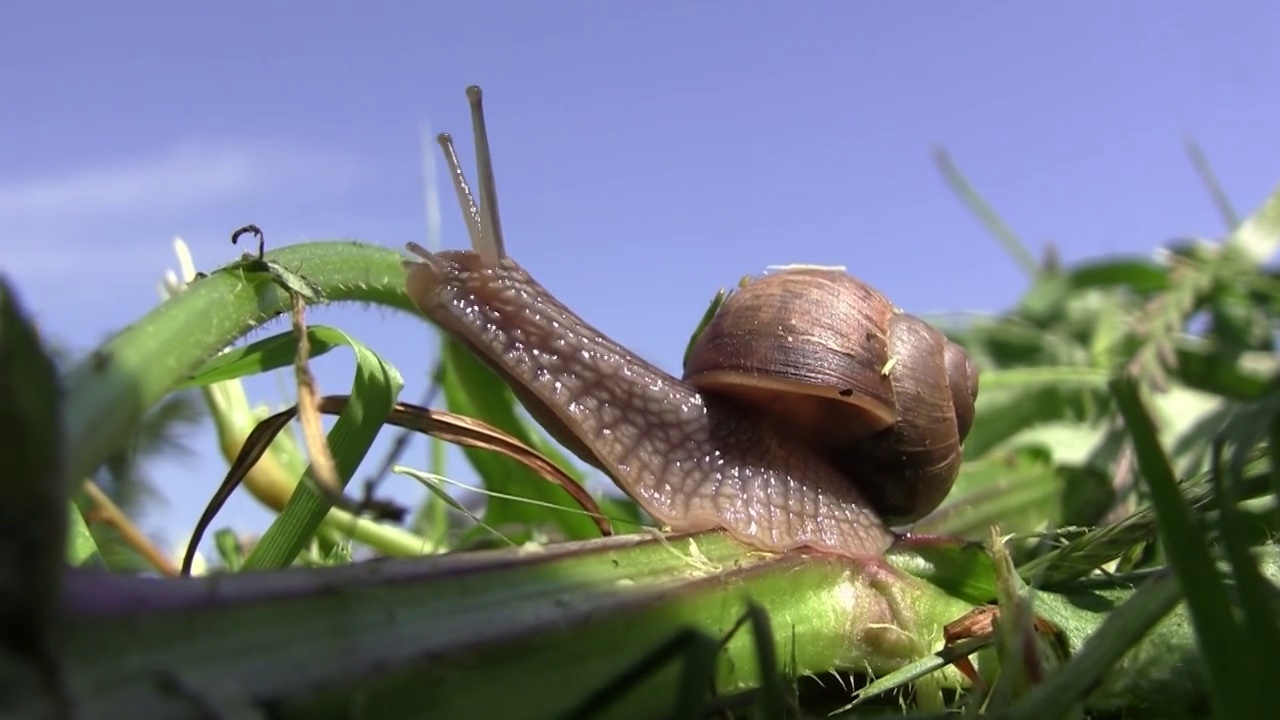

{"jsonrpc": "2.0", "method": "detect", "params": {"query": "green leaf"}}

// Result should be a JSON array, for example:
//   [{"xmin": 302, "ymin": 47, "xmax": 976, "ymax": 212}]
[
  {"xmin": 180, "ymin": 327, "xmax": 347, "ymax": 388},
  {"xmin": 1173, "ymin": 340, "xmax": 1278, "ymax": 401},
  {"xmin": 1067, "ymin": 258, "xmax": 1170, "ymax": 294},
  {"xmin": 888, "ymin": 541, "xmax": 998, "ymax": 604}
]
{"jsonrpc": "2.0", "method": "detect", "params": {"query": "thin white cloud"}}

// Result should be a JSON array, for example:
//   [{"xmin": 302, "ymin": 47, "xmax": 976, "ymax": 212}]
[
  {"xmin": 0, "ymin": 138, "xmax": 365, "ymax": 220},
  {"xmin": 0, "ymin": 137, "xmax": 371, "ymax": 286}
]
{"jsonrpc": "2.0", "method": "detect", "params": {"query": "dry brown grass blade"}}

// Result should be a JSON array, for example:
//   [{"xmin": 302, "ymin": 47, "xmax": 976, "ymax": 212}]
[
  {"xmin": 287, "ymin": 290, "xmax": 406, "ymax": 525},
  {"xmin": 80, "ymin": 480, "xmax": 179, "ymax": 577},
  {"xmin": 181, "ymin": 395, "xmax": 612, "ymax": 575}
]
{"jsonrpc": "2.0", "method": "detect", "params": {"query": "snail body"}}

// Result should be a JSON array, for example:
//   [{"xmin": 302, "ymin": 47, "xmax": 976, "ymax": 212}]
[{"xmin": 403, "ymin": 87, "xmax": 978, "ymax": 560}]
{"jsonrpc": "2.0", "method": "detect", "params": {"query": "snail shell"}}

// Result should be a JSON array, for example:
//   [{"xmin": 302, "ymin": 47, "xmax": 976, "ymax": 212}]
[{"xmin": 684, "ymin": 269, "xmax": 979, "ymax": 526}]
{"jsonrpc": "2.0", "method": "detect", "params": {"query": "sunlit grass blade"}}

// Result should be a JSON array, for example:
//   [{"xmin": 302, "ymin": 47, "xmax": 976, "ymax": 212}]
[
  {"xmin": 1110, "ymin": 375, "xmax": 1266, "ymax": 718},
  {"xmin": 188, "ymin": 390, "xmax": 620, "ymax": 572},
  {"xmin": 194, "ymin": 353, "xmax": 433, "ymax": 566},
  {"xmin": 1066, "ymin": 257, "xmax": 1170, "ymax": 294},
  {"xmin": 398, "ymin": 466, "xmax": 642, "ymax": 535},
  {"xmin": 1016, "ymin": 475, "xmax": 1219, "ymax": 587},
  {"xmin": 400, "ymin": 468, "xmax": 517, "ymax": 547},
  {"xmin": 1174, "ymin": 340, "xmax": 1278, "ymax": 400},
  {"xmin": 214, "ymin": 528, "xmax": 246, "ymax": 572}
]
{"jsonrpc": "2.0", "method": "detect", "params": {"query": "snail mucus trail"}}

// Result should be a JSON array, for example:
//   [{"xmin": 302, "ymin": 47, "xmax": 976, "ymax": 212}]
[{"xmin": 403, "ymin": 86, "xmax": 978, "ymax": 561}]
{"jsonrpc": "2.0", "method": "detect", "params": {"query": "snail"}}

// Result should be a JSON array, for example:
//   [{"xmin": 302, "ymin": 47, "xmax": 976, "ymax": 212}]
[{"xmin": 403, "ymin": 87, "xmax": 979, "ymax": 560}]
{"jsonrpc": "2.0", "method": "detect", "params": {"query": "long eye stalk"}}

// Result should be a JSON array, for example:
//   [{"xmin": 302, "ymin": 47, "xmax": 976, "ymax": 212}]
[{"xmin": 433, "ymin": 86, "xmax": 506, "ymax": 265}]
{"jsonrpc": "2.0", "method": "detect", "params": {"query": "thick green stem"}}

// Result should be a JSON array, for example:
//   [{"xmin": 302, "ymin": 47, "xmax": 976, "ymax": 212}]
[
  {"xmin": 63, "ymin": 531, "xmax": 974, "ymax": 720},
  {"xmin": 62, "ymin": 242, "xmax": 412, "ymax": 487}
]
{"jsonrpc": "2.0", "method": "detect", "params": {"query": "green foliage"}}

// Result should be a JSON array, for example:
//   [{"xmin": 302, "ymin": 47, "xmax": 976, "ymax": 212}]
[{"xmin": 3, "ymin": 143, "xmax": 1279, "ymax": 719}]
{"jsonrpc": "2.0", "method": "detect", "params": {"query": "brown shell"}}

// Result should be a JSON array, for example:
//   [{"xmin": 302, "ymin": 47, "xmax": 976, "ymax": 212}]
[{"xmin": 683, "ymin": 267, "xmax": 980, "ymax": 525}]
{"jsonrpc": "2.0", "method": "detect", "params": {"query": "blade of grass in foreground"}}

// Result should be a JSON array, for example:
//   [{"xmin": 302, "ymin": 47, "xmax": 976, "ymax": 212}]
[
  {"xmin": 1110, "ymin": 376, "xmax": 1268, "ymax": 719},
  {"xmin": 0, "ymin": 278, "xmax": 69, "ymax": 717}
]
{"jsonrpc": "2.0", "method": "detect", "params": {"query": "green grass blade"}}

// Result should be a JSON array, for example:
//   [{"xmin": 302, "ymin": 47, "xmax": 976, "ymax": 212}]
[
  {"xmin": 933, "ymin": 146, "xmax": 1039, "ymax": 277},
  {"xmin": 1004, "ymin": 571, "xmax": 1183, "ymax": 720},
  {"xmin": 1174, "ymin": 340, "xmax": 1278, "ymax": 401},
  {"xmin": 400, "ymin": 468, "xmax": 517, "ymax": 546},
  {"xmin": 241, "ymin": 327, "xmax": 405, "ymax": 570},
  {"xmin": 1184, "ymin": 137, "xmax": 1240, "ymax": 230},
  {"xmin": 1109, "ymin": 375, "xmax": 1265, "ymax": 718},
  {"xmin": 887, "ymin": 542, "xmax": 998, "ymax": 605},
  {"xmin": 179, "ymin": 326, "xmax": 347, "ymax": 388},
  {"xmin": 681, "ymin": 287, "xmax": 728, "ymax": 368}
]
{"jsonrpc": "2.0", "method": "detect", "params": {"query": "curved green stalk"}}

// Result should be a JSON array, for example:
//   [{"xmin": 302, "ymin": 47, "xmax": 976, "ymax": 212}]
[{"xmin": 62, "ymin": 242, "xmax": 414, "ymax": 487}]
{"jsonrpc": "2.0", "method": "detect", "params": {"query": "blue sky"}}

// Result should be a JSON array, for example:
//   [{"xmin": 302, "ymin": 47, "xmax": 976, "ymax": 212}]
[{"xmin": 5, "ymin": 2, "xmax": 1280, "ymax": 559}]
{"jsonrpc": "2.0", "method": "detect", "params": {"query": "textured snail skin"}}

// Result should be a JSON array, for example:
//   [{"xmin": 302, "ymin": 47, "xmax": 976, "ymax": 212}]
[{"xmin": 405, "ymin": 250, "xmax": 896, "ymax": 560}]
